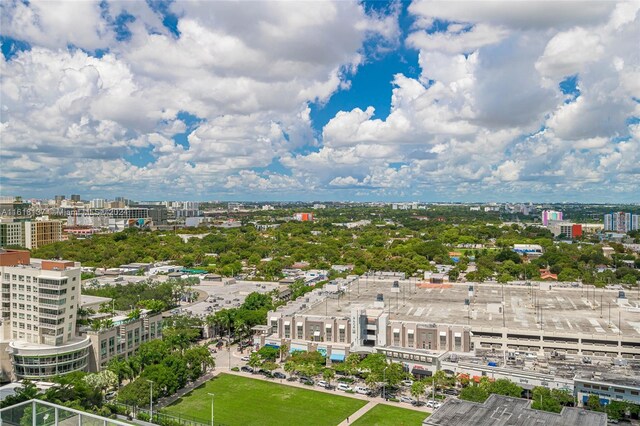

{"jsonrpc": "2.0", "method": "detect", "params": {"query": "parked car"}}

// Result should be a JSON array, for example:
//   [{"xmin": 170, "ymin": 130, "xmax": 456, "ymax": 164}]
[
  {"xmin": 258, "ymin": 369, "xmax": 273, "ymax": 378},
  {"xmin": 400, "ymin": 396, "xmax": 415, "ymax": 404},
  {"xmin": 241, "ymin": 356, "xmax": 250, "ymax": 361},
  {"xmin": 443, "ymin": 388, "xmax": 459, "ymax": 396},
  {"xmin": 382, "ymin": 390, "xmax": 397, "ymax": 400},
  {"xmin": 240, "ymin": 366, "xmax": 253, "ymax": 373},
  {"xmin": 433, "ymin": 402, "xmax": 442, "ymax": 409},
  {"xmin": 299, "ymin": 377, "xmax": 314, "ymax": 385},
  {"xmin": 105, "ymin": 391, "xmax": 117, "ymax": 400},
  {"xmin": 273, "ymin": 372, "xmax": 286, "ymax": 379},
  {"xmin": 317, "ymin": 380, "xmax": 329, "ymax": 388},
  {"xmin": 412, "ymin": 400, "xmax": 426, "ymax": 407},
  {"xmin": 401, "ymin": 380, "xmax": 414, "ymax": 387},
  {"xmin": 337, "ymin": 383, "xmax": 352, "ymax": 392},
  {"xmin": 286, "ymin": 376, "xmax": 297, "ymax": 382},
  {"xmin": 426, "ymin": 400, "xmax": 436, "ymax": 408},
  {"xmin": 354, "ymin": 386, "xmax": 370, "ymax": 395}
]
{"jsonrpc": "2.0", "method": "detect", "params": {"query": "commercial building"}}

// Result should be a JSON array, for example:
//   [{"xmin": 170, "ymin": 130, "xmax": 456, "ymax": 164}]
[
  {"xmin": 604, "ymin": 212, "xmax": 639, "ymax": 233},
  {"xmin": 542, "ymin": 210, "xmax": 563, "ymax": 226},
  {"xmin": 258, "ymin": 278, "xmax": 640, "ymax": 378},
  {"xmin": 574, "ymin": 373, "xmax": 640, "ymax": 406},
  {"xmin": 0, "ymin": 250, "xmax": 91, "ymax": 381},
  {"xmin": 424, "ymin": 394, "xmax": 607, "ymax": 426}
]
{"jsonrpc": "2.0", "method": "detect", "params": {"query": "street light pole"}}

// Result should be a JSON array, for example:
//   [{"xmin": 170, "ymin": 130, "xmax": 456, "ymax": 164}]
[
  {"xmin": 383, "ymin": 366, "xmax": 388, "ymax": 401},
  {"xmin": 207, "ymin": 393, "xmax": 215, "ymax": 426},
  {"xmin": 147, "ymin": 380, "xmax": 154, "ymax": 422}
]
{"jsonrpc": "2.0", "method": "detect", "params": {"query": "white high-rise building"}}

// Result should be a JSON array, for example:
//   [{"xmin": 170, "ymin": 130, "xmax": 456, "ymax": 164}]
[
  {"xmin": 89, "ymin": 198, "xmax": 106, "ymax": 209},
  {"xmin": 0, "ymin": 250, "xmax": 91, "ymax": 381}
]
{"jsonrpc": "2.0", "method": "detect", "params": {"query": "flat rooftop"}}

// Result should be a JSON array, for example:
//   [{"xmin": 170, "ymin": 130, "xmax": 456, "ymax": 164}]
[
  {"xmin": 303, "ymin": 279, "xmax": 640, "ymax": 339},
  {"xmin": 424, "ymin": 394, "xmax": 607, "ymax": 426}
]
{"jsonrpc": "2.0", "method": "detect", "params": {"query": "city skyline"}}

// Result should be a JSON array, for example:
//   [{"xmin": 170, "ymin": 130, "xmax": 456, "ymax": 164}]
[{"xmin": 1, "ymin": 1, "xmax": 639, "ymax": 202}]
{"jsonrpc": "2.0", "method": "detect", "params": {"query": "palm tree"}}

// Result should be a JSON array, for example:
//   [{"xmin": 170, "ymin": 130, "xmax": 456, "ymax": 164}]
[
  {"xmin": 323, "ymin": 368, "xmax": 335, "ymax": 388},
  {"xmin": 279, "ymin": 342, "xmax": 290, "ymax": 363}
]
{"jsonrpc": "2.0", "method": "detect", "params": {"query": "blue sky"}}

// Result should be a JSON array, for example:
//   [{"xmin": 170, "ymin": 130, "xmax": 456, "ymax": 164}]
[{"xmin": 0, "ymin": 0, "xmax": 638, "ymax": 202}]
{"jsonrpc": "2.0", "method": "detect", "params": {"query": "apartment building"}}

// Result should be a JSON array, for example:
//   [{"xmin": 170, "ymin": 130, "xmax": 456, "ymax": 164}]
[
  {"xmin": 0, "ymin": 250, "xmax": 91, "ymax": 381},
  {"xmin": 604, "ymin": 212, "xmax": 640, "ymax": 233}
]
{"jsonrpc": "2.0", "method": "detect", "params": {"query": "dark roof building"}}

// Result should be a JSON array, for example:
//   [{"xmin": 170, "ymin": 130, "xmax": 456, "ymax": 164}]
[{"xmin": 423, "ymin": 394, "xmax": 607, "ymax": 426}]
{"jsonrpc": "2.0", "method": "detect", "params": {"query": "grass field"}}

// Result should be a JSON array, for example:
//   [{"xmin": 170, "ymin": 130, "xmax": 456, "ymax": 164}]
[
  {"xmin": 163, "ymin": 373, "xmax": 367, "ymax": 426},
  {"xmin": 351, "ymin": 404, "xmax": 429, "ymax": 426}
]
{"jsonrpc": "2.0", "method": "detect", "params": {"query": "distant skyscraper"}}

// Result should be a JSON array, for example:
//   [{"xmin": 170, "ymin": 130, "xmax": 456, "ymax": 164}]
[
  {"xmin": 70, "ymin": 194, "xmax": 81, "ymax": 202},
  {"xmin": 604, "ymin": 212, "xmax": 639, "ymax": 233},
  {"xmin": 542, "ymin": 210, "xmax": 563, "ymax": 226}
]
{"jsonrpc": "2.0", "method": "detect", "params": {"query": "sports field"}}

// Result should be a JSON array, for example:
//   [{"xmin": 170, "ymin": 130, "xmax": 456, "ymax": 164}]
[
  {"xmin": 163, "ymin": 373, "xmax": 367, "ymax": 426},
  {"xmin": 351, "ymin": 404, "xmax": 429, "ymax": 426}
]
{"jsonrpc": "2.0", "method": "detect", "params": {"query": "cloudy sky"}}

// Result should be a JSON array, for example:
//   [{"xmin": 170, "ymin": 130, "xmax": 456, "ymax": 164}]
[{"xmin": 1, "ymin": 1, "xmax": 638, "ymax": 202}]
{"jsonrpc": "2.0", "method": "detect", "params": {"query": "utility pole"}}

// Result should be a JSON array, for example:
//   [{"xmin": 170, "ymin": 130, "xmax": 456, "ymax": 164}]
[
  {"xmin": 208, "ymin": 393, "xmax": 215, "ymax": 426},
  {"xmin": 147, "ymin": 380, "xmax": 154, "ymax": 422}
]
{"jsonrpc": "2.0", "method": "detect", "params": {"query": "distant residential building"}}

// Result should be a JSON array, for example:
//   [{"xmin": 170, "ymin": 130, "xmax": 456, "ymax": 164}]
[
  {"xmin": 89, "ymin": 199, "xmax": 106, "ymax": 209},
  {"xmin": 293, "ymin": 213, "xmax": 313, "ymax": 221},
  {"xmin": 185, "ymin": 217, "xmax": 205, "ymax": 227},
  {"xmin": 24, "ymin": 218, "xmax": 63, "ymax": 249},
  {"xmin": 604, "ymin": 212, "xmax": 639, "ymax": 233},
  {"xmin": 70, "ymin": 195, "xmax": 81, "ymax": 202},
  {"xmin": 542, "ymin": 210, "xmax": 563, "ymax": 226},
  {"xmin": 313, "ymin": 204, "xmax": 326, "ymax": 209},
  {"xmin": 332, "ymin": 220, "xmax": 371, "ymax": 228},
  {"xmin": 0, "ymin": 219, "xmax": 24, "ymax": 248},
  {"xmin": 0, "ymin": 250, "xmax": 91, "ymax": 381},
  {"xmin": 0, "ymin": 197, "xmax": 31, "ymax": 218},
  {"xmin": 548, "ymin": 221, "xmax": 582, "ymax": 239}
]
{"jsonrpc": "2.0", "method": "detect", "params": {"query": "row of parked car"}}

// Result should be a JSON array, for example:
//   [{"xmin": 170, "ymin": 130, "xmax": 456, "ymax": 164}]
[{"xmin": 238, "ymin": 365, "xmax": 446, "ymax": 409}]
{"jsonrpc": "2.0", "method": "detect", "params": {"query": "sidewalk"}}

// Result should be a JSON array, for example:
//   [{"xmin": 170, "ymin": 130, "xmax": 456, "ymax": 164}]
[{"xmin": 337, "ymin": 401, "xmax": 377, "ymax": 426}]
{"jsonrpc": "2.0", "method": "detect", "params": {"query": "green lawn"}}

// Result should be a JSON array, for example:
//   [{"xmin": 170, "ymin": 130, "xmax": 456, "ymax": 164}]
[
  {"xmin": 163, "ymin": 373, "xmax": 367, "ymax": 426},
  {"xmin": 351, "ymin": 404, "xmax": 429, "ymax": 426}
]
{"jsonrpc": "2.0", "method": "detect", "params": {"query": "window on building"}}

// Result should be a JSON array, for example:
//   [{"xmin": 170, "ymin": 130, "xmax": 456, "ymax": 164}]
[
  {"xmin": 297, "ymin": 325, "xmax": 303, "ymax": 339},
  {"xmin": 408, "ymin": 332, "xmax": 414, "ymax": 347},
  {"xmin": 325, "ymin": 325, "xmax": 332, "ymax": 341},
  {"xmin": 339, "ymin": 328, "xmax": 346, "ymax": 343},
  {"xmin": 284, "ymin": 325, "xmax": 291, "ymax": 339}
]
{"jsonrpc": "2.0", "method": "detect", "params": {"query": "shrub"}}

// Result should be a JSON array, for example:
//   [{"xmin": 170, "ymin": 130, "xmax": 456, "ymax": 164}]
[{"xmin": 231, "ymin": 367, "xmax": 240, "ymax": 372}]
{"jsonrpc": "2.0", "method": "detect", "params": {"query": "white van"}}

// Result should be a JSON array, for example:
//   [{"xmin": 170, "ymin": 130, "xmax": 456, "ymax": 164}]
[
  {"xmin": 337, "ymin": 383, "xmax": 352, "ymax": 392},
  {"xmin": 355, "ymin": 386, "xmax": 370, "ymax": 395}
]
